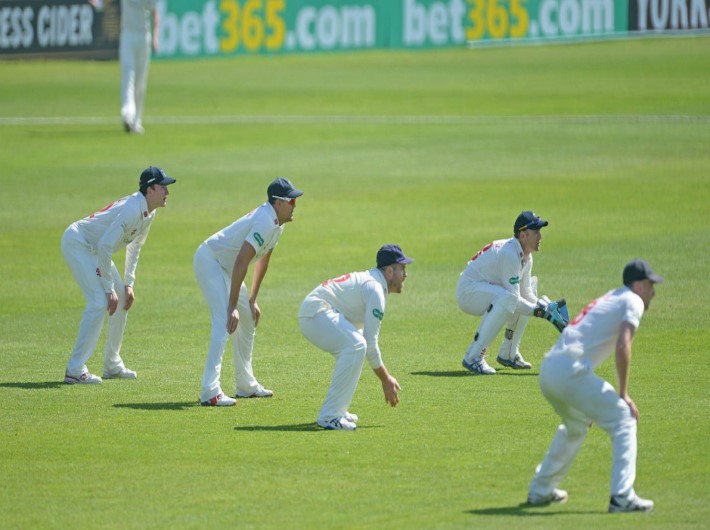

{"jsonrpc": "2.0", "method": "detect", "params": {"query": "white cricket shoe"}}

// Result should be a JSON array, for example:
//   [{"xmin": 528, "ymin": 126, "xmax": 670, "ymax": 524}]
[
  {"xmin": 236, "ymin": 384, "xmax": 273, "ymax": 398},
  {"xmin": 317, "ymin": 417, "xmax": 357, "ymax": 431},
  {"xmin": 527, "ymin": 489, "xmax": 569, "ymax": 505},
  {"xmin": 609, "ymin": 493, "xmax": 654, "ymax": 513},
  {"xmin": 103, "ymin": 367, "xmax": 137, "ymax": 380},
  {"xmin": 462, "ymin": 356, "xmax": 496, "ymax": 375},
  {"xmin": 496, "ymin": 352, "xmax": 532, "ymax": 369},
  {"xmin": 64, "ymin": 372, "xmax": 102, "ymax": 384},
  {"xmin": 200, "ymin": 393, "xmax": 236, "ymax": 407},
  {"xmin": 344, "ymin": 412, "xmax": 359, "ymax": 423}
]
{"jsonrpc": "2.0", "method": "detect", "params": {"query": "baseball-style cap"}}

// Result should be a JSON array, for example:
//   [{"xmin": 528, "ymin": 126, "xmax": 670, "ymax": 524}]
[
  {"xmin": 514, "ymin": 211, "xmax": 549, "ymax": 234},
  {"xmin": 623, "ymin": 259, "xmax": 664, "ymax": 286},
  {"xmin": 139, "ymin": 166, "xmax": 176, "ymax": 190},
  {"xmin": 376, "ymin": 244, "xmax": 414, "ymax": 268},
  {"xmin": 267, "ymin": 177, "xmax": 303, "ymax": 200}
]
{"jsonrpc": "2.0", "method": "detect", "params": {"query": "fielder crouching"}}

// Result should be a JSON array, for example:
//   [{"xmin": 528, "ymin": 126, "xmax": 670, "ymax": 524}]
[
  {"xmin": 457, "ymin": 211, "xmax": 567, "ymax": 375},
  {"xmin": 299, "ymin": 245, "xmax": 413, "ymax": 431}
]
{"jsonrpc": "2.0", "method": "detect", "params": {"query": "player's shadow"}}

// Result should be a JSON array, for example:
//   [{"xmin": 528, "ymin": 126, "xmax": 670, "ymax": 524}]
[
  {"xmin": 411, "ymin": 370, "xmax": 471, "ymax": 378},
  {"xmin": 235, "ymin": 423, "xmax": 321, "ymax": 432},
  {"xmin": 0, "ymin": 381, "xmax": 66, "ymax": 390},
  {"xmin": 113, "ymin": 402, "xmax": 199, "ymax": 411},
  {"xmin": 411, "ymin": 370, "xmax": 538, "ymax": 377},
  {"xmin": 467, "ymin": 504, "xmax": 598, "ymax": 516},
  {"xmin": 234, "ymin": 423, "xmax": 382, "ymax": 432}
]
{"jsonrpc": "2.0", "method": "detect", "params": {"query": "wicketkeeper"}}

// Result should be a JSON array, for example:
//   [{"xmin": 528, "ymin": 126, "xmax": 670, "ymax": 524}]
[{"xmin": 456, "ymin": 211, "xmax": 568, "ymax": 374}]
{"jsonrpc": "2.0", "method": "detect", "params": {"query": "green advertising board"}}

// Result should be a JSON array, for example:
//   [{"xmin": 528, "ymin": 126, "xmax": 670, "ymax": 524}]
[{"xmin": 152, "ymin": 0, "xmax": 710, "ymax": 59}]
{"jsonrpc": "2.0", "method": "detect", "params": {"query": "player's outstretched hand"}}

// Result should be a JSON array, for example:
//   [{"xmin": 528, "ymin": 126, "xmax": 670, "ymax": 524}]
[{"xmin": 382, "ymin": 376, "xmax": 401, "ymax": 408}]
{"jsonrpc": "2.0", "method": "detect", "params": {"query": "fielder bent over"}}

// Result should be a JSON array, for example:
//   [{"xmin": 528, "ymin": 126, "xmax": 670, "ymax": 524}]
[
  {"xmin": 527, "ymin": 259, "xmax": 661, "ymax": 513},
  {"xmin": 457, "ymin": 211, "xmax": 566, "ymax": 374},
  {"xmin": 299, "ymin": 245, "xmax": 413, "ymax": 430},
  {"xmin": 62, "ymin": 166, "xmax": 176, "ymax": 384},
  {"xmin": 194, "ymin": 178, "xmax": 303, "ymax": 406}
]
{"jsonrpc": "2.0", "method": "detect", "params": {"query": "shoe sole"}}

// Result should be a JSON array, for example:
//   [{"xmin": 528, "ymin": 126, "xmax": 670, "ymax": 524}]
[
  {"xmin": 496, "ymin": 356, "xmax": 532, "ymax": 369},
  {"xmin": 200, "ymin": 400, "xmax": 236, "ymax": 407}
]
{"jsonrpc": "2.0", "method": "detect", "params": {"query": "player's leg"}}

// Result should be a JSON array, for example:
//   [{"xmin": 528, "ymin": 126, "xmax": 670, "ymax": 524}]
[
  {"xmin": 459, "ymin": 282, "xmax": 516, "ymax": 374},
  {"xmin": 132, "ymin": 32, "xmax": 151, "ymax": 133},
  {"xmin": 528, "ymin": 355, "xmax": 590, "ymax": 500},
  {"xmin": 102, "ymin": 264, "xmax": 135, "ymax": 378},
  {"xmin": 300, "ymin": 310, "xmax": 365, "ymax": 429},
  {"xmin": 119, "ymin": 32, "xmax": 137, "ymax": 130},
  {"xmin": 61, "ymin": 228, "xmax": 106, "ymax": 381},
  {"xmin": 194, "ymin": 245, "xmax": 231, "ymax": 402},
  {"xmin": 497, "ymin": 311, "xmax": 531, "ymax": 368},
  {"xmin": 233, "ymin": 282, "xmax": 267, "ymax": 397},
  {"xmin": 573, "ymin": 373, "xmax": 639, "ymax": 500}
]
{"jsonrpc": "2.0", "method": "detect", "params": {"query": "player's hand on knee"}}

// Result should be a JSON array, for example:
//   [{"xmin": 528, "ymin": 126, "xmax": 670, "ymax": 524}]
[
  {"xmin": 106, "ymin": 290, "xmax": 118, "ymax": 316},
  {"xmin": 227, "ymin": 305, "xmax": 240, "ymax": 334}
]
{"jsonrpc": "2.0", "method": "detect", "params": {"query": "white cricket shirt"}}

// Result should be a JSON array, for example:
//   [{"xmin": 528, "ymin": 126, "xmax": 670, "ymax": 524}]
[
  {"xmin": 460, "ymin": 237, "xmax": 537, "ymax": 308},
  {"xmin": 121, "ymin": 0, "xmax": 154, "ymax": 33},
  {"xmin": 548, "ymin": 287, "xmax": 644, "ymax": 369},
  {"xmin": 299, "ymin": 268, "xmax": 388, "ymax": 369},
  {"xmin": 71, "ymin": 192, "xmax": 155, "ymax": 292},
  {"xmin": 203, "ymin": 202, "xmax": 284, "ymax": 274}
]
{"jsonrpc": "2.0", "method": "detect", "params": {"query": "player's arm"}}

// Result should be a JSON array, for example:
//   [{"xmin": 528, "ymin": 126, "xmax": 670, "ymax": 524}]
[
  {"xmin": 615, "ymin": 321, "xmax": 638, "ymax": 420},
  {"xmin": 362, "ymin": 283, "xmax": 400, "ymax": 407},
  {"xmin": 151, "ymin": 8, "xmax": 159, "ymax": 53},
  {"xmin": 226, "ymin": 241, "xmax": 256, "ymax": 334},
  {"xmin": 248, "ymin": 249, "xmax": 273, "ymax": 327}
]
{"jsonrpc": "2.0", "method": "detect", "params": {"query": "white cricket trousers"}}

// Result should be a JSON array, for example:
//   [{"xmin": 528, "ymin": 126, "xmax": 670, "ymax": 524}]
[
  {"xmin": 120, "ymin": 30, "xmax": 151, "ymax": 128},
  {"xmin": 299, "ymin": 309, "xmax": 366, "ymax": 423},
  {"xmin": 456, "ymin": 277, "xmax": 531, "ymax": 360},
  {"xmin": 61, "ymin": 226, "xmax": 129, "ymax": 376},
  {"xmin": 528, "ymin": 352, "xmax": 638, "ymax": 498},
  {"xmin": 193, "ymin": 243, "xmax": 259, "ymax": 402}
]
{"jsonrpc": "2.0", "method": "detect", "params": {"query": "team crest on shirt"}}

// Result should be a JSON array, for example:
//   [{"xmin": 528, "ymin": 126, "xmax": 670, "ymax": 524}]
[
  {"xmin": 372, "ymin": 308, "xmax": 384, "ymax": 320},
  {"xmin": 143, "ymin": 211, "xmax": 148, "ymax": 217}
]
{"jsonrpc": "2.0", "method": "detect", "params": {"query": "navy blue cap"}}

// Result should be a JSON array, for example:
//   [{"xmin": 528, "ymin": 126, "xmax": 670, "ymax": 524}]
[
  {"xmin": 139, "ymin": 166, "xmax": 175, "ymax": 190},
  {"xmin": 623, "ymin": 259, "xmax": 664, "ymax": 286},
  {"xmin": 514, "ymin": 211, "xmax": 548, "ymax": 234},
  {"xmin": 268, "ymin": 178, "xmax": 303, "ymax": 200},
  {"xmin": 376, "ymin": 244, "xmax": 414, "ymax": 268}
]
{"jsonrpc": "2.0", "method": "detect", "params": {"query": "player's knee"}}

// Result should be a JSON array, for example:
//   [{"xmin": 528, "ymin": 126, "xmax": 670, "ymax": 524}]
[
  {"xmin": 494, "ymin": 292, "xmax": 518, "ymax": 314},
  {"xmin": 563, "ymin": 422, "xmax": 589, "ymax": 441}
]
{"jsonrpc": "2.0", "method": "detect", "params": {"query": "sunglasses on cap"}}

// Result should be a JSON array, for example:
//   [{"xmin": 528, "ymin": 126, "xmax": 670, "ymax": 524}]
[{"xmin": 272, "ymin": 195, "xmax": 296, "ymax": 206}]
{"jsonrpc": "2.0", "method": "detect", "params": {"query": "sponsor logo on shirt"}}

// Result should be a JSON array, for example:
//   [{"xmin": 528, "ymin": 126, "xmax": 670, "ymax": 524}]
[
  {"xmin": 372, "ymin": 308, "xmax": 384, "ymax": 320},
  {"xmin": 509, "ymin": 276, "xmax": 520, "ymax": 285},
  {"xmin": 254, "ymin": 232, "xmax": 264, "ymax": 246},
  {"xmin": 96, "ymin": 268, "xmax": 102, "ymax": 278}
]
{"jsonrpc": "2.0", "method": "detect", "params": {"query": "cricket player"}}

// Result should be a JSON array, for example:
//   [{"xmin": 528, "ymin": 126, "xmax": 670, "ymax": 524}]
[
  {"xmin": 457, "ymin": 211, "xmax": 567, "ymax": 375},
  {"xmin": 195, "ymin": 178, "xmax": 303, "ymax": 407},
  {"xmin": 62, "ymin": 166, "xmax": 176, "ymax": 384},
  {"xmin": 120, "ymin": 0, "xmax": 158, "ymax": 134},
  {"xmin": 527, "ymin": 259, "xmax": 661, "ymax": 513},
  {"xmin": 299, "ymin": 245, "xmax": 413, "ymax": 430}
]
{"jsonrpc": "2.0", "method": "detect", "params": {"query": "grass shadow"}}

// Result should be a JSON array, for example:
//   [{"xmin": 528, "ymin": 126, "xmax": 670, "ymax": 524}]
[
  {"xmin": 235, "ymin": 423, "xmax": 321, "ymax": 432},
  {"xmin": 113, "ymin": 402, "xmax": 199, "ymax": 411},
  {"xmin": 467, "ymin": 503, "xmax": 599, "ymax": 516},
  {"xmin": 411, "ymin": 370, "xmax": 471, "ymax": 378},
  {"xmin": 0, "ymin": 381, "xmax": 66, "ymax": 389}
]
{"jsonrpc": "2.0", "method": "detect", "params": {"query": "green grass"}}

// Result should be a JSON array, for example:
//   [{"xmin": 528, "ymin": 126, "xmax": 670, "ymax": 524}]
[{"xmin": 1, "ymin": 37, "xmax": 709, "ymax": 529}]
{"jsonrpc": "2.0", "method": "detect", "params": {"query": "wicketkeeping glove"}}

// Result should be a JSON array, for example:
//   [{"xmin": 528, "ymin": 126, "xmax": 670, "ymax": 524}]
[{"xmin": 544, "ymin": 299, "xmax": 569, "ymax": 332}]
